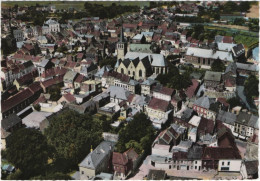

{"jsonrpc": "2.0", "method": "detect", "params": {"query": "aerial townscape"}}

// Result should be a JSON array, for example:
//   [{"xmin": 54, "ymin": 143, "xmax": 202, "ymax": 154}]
[{"xmin": 1, "ymin": 1, "xmax": 259, "ymax": 180}]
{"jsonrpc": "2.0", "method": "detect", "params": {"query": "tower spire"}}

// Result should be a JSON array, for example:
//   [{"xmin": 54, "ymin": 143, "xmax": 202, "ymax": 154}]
[{"xmin": 120, "ymin": 26, "xmax": 124, "ymax": 43}]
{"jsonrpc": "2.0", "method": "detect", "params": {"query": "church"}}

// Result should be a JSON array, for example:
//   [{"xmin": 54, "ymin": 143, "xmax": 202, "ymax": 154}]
[{"xmin": 115, "ymin": 28, "xmax": 168, "ymax": 80}]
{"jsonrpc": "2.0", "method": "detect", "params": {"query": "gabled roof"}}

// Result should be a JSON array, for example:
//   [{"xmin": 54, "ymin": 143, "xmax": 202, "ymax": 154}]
[
  {"xmin": 186, "ymin": 47, "xmax": 233, "ymax": 62},
  {"xmin": 112, "ymin": 152, "xmax": 128, "ymax": 165},
  {"xmin": 202, "ymin": 147, "xmax": 241, "ymax": 160},
  {"xmin": 204, "ymin": 71, "xmax": 222, "ymax": 82},
  {"xmin": 1, "ymin": 89, "xmax": 34, "ymax": 113},
  {"xmin": 194, "ymin": 96, "xmax": 215, "ymax": 109},
  {"xmin": 148, "ymin": 97, "xmax": 170, "ymax": 112},
  {"xmin": 217, "ymin": 110, "xmax": 236, "ymax": 126},
  {"xmin": 2, "ymin": 114, "xmax": 22, "ymax": 131},
  {"xmin": 79, "ymin": 141, "xmax": 115, "ymax": 169}
]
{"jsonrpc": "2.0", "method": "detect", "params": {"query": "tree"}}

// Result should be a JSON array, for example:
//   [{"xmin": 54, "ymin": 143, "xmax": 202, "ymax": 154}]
[
  {"xmin": 244, "ymin": 74, "xmax": 259, "ymax": 101},
  {"xmin": 48, "ymin": 85, "xmax": 62, "ymax": 101},
  {"xmin": 44, "ymin": 110, "xmax": 103, "ymax": 166},
  {"xmin": 5, "ymin": 128, "xmax": 52, "ymax": 179},
  {"xmin": 238, "ymin": 2, "xmax": 250, "ymax": 12},
  {"xmin": 211, "ymin": 60, "xmax": 226, "ymax": 72},
  {"xmin": 99, "ymin": 57, "xmax": 116, "ymax": 68},
  {"xmin": 227, "ymin": 97, "xmax": 242, "ymax": 109},
  {"xmin": 116, "ymin": 113, "xmax": 156, "ymax": 154}
]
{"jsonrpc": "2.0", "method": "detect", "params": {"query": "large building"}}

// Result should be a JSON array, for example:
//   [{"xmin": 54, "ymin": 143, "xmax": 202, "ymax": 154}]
[
  {"xmin": 116, "ymin": 28, "xmax": 168, "ymax": 80},
  {"xmin": 42, "ymin": 19, "xmax": 60, "ymax": 34},
  {"xmin": 185, "ymin": 47, "xmax": 234, "ymax": 69}
]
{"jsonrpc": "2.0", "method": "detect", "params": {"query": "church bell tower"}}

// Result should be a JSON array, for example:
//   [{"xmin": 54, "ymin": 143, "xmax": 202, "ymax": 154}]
[{"xmin": 117, "ymin": 27, "xmax": 127, "ymax": 60}]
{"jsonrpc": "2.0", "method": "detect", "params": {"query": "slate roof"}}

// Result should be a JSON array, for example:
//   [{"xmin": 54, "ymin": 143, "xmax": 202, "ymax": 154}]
[
  {"xmin": 245, "ymin": 161, "xmax": 258, "ymax": 175},
  {"xmin": 204, "ymin": 71, "xmax": 222, "ymax": 82},
  {"xmin": 124, "ymin": 52, "xmax": 167, "ymax": 67},
  {"xmin": 194, "ymin": 96, "xmax": 215, "ymax": 109},
  {"xmin": 217, "ymin": 110, "xmax": 236, "ymax": 126},
  {"xmin": 225, "ymin": 62, "xmax": 237, "ymax": 74},
  {"xmin": 187, "ymin": 145, "xmax": 203, "ymax": 159},
  {"xmin": 217, "ymin": 42, "xmax": 236, "ymax": 52},
  {"xmin": 186, "ymin": 47, "xmax": 233, "ymax": 62},
  {"xmin": 79, "ymin": 141, "xmax": 115, "ymax": 169},
  {"xmin": 2, "ymin": 114, "xmax": 22, "ymax": 131},
  {"xmin": 107, "ymin": 86, "xmax": 130, "ymax": 101},
  {"xmin": 232, "ymin": 43, "xmax": 245, "ymax": 57},
  {"xmin": 236, "ymin": 63, "xmax": 259, "ymax": 72},
  {"xmin": 38, "ymin": 59, "xmax": 50, "ymax": 68},
  {"xmin": 63, "ymin": 70, "xmax": 78, "ymax": 82},
  {"xmin": 237, "ymin": 112, "xmax": 259, "ymax": 129}
]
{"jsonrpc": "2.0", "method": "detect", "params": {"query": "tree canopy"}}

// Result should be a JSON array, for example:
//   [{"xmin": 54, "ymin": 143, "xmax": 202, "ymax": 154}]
[
  {"xmin": 244, "ymin": 74, "xmax": 259, "ymax": 101},
  {"xmin": 156, "ymin": 65, "xmax": 192, "ymax": 90},
  {"xmin": 5, "ymin": 128, "xmax": 52, "ymax": 178},
  {"xmin": 211, "ymin": 60, "xmax": 226, "ymax": 72},
  {"xmin": 115, "ymin": 113, "xmax": 156, "ymax": 154},
  {"xmin": 44, "ymin": 110, "xmax": 104, "ymax": 166}
]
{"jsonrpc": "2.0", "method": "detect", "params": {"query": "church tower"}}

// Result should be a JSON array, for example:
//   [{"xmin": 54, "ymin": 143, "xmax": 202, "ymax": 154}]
[{"xmin": 117, "ymin": 27, "xmax": 127, "ymax": 60}]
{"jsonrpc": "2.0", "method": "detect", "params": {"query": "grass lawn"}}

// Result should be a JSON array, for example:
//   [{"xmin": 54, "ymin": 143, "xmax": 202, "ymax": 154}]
[{"xmin": 234, "ymin": 35, "xmax": 259, "ymax": 49}]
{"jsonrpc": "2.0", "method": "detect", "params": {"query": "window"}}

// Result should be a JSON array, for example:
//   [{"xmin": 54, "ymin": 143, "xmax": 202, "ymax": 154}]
[
  {"xmin": 195, "ymin": 161, "xmax": 197, "ymax": 164},
  {"xmin": 139, "ymin": 70, "xmax": 142, "ymax": 77},
  {"xmin": 228, "ymin": 162, "xmax": 230, "ymax": 166},
  {"xmin": 195, "ymin": 166, "xmax": 197, "ymax": 169},
  {"xmin": 121, "ymin": 68, "xmax": 124, "ymax": 74},
  {"xmin": 222, "ymin": 162, "xmax": 224, "ymax": 166},
  {"xmin": 128, "ymin": 71, "xmax": 130, "ymax": 75}
]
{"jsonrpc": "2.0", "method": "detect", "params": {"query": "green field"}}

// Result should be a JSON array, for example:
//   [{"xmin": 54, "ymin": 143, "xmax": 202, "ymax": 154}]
[{"xmin": 2, "ymin": 1, "xmax": 150, "ymax": 9}]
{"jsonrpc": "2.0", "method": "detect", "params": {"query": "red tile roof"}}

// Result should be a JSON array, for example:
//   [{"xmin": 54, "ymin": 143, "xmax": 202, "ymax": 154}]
[
  {"xmin": 1, "ymin": 89, "xmax": 34, "ymax": 113},
  {"xmin": 112, "ymin": 152, "xmax": 128, "ymax": 165},
  {"xmin": 16, "ymin": 72, "xmax": 33, "ymax": 85},
  {"xmin": 148, "ymin": 98, "xmax": 169, "ymax": 112},
  {"xmin": 223, "ymin": 36, "xmax": 233, "ymax": 43},
  {"xmin": 33, "ymin": 94, "xmax": 46, "ymax": 105},
  {"xmin": 159, "ymin": 87, "xmax": 174, "ymax": 96},
  {"xmin": 197, "ymin": 117, "xmax": 215, "ymax": 135},
  {"xmin": 124, "ymin": 148, "xmax": 139, "ymax": 161},
  {"xmin": 202, "ymin": 147, "xmax": 241, "ymax": 160},
  {"xmin": 74, "ymin": 74, "xmax": 85, "ymax": 83},
  {"xmin": 217, "ymin": 97, "xmax": 230, "ymax": 107},
  {"xmin": 63, "ymin": 93, "xmax": 76, "ymax": 103},
  {"xmin": 185, "ymin": 79, "xmax": 199, "ymax": 98},
  {"xmin": 172, "ymin": 151, "xmax": 188, "ymax": 160},
  {"xmin": 28, "ymin": 82, "xmax": 43, "ymax": 94}
]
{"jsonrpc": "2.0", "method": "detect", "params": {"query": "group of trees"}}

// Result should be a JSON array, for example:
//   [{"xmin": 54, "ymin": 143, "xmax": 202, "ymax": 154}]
[
  {"xmin": 244, "ymin": 74, "xmax": 259, "ymax": 102},
  {"xmin": 4, "ymin": 128, "xmax": 54, "ymax": 179},
  {"xmin": 3, "ymin": 110, "xmax": 115, "ymax": 179},
  {"xmin": 211, "ymin": 60, "xmax": 226, "ymax": 72},
  {"xmin": 156, "ymin": 64, "xmax": 192, "ymax": 90},
  {"xmin": 115, "ymin": 113, "xmax": 156, "ymax": 155},
  {"xmin": 16, "ymin": 9, "xmax": 49, "ymax": 26},
  {"xmin": 84, "ymin": 2, "xmax": 139, "ymax": 19},
  {"xmin": 48, "ymin": 85, "xmax": 62, "ymax": 101},
  {"xmin": 220, "ymin": 1, "xmax": 251, "ymax": 13},
  {"xmin": 44, "ymin": 110, "xmax": 104, "ymax": 167},
  {"xmin": 99, "ymin": 57, "xmax": 116, "ymax": 68},
  {"xmin": 248, "ymin": 18, "xmax": 259, "ymax": 32}
]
